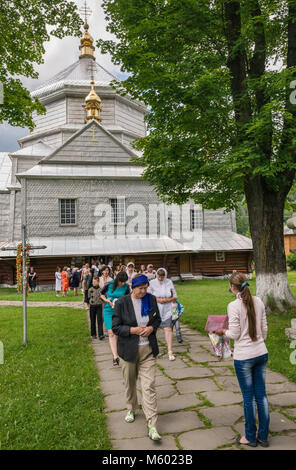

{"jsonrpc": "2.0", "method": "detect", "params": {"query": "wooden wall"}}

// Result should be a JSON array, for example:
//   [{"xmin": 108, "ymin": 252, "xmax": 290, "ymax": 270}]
[
  {"xmin": 0, "ymin": 261, "xmax": 16, "ymax": 285},
  {"xmin": 0, "ymin": 251, "xmax": 253, "ymax": 286},
  {"xmin": 192, "ymin": 251, "xmax": 252, "ymax": 276},
  {"xmin": 284, "ymin": 234, "xmax": 296, "ymax": 256}
]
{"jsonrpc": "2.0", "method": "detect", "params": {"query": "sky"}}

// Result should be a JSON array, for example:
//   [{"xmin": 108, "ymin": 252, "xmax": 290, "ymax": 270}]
[{"xmin": 0, "ymin": 0, "xmax": 121, "ymax": 152}]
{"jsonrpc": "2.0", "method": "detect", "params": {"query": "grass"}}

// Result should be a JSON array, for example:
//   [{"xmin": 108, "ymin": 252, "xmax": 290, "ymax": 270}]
[
  {"xmin": 0, "ymin": 288, "xmax": 84, "ymax": 302},
  {"xmin": 0, "ymin": 306, "xmax": 111, "ymax": 450},
  {"xmin": 0, "ymin": 273, "xmax": 296, "ymax": 449},
  {"xmin": 175, "ymin": 274, "xmax": 296, "ymax": 384}
]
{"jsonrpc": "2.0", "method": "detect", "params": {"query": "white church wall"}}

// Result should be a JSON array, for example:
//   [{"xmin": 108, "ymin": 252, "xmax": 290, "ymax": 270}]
[
  {"xmin": 0, "ymin": 193, "xmax": 10, "ymax": 242},
  {"xmin": 25, "ymin": 178, "xmax": 159, "ymax": 239},
  {"xmin": 32, "ymin": 99, "xmax": 66, "ymax": 132},
  {"xmin": 16, "ymin": 157, "xmax": 42, "ymax": 175},
  {"xmin": 13, "ymin": 190, "xmax": 22, "ymax": 241},
  {"xmin": 115, "ymin": 99, "xmax": 146, "ymax": 137},
  {"xmin": 203, "ymin": 209, "xmax": 234, "ymax": 231},
  {"xmin": 66, "ymin": 96, "xmax": 116, "ymax": 126}
]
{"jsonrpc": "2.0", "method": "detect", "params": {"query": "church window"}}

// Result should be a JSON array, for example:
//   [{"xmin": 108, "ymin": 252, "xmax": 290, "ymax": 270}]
[
  {"xmin": 110, "ymin": 197, "xmax": 125, "ymax": 225},
  {"xmin": 190, "ymin": 209, "xmax": 203, "ymax": 230},
  {"xmin": 60, "ymin": 199, "xmax": 76, "ymax": 225}
]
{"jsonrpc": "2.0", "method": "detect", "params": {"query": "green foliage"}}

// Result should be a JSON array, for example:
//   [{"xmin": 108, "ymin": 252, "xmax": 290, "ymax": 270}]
[
  {"xmin": 235, "ymin": 197, "xmax": 250, "ymax": 236},
  {"xmin": 0, "ymin": 306, "xmax": 112, "ymax": 449},
  {"xmin": 98, "ymin": 0, "xmax": 296, "ymax": 209},
  {"xmin": 287, "ymin": 253, "xmax": 296, "ymax": 271},
  {"xmin": 0, "ymin": 0, "xmax": 82, "ymax": 129}
]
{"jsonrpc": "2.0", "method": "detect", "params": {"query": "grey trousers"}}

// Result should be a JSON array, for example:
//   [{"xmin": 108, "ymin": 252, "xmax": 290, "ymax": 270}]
[{"xmin": 121, "ymin": 344, "xmax": 158, "ymax": 426}]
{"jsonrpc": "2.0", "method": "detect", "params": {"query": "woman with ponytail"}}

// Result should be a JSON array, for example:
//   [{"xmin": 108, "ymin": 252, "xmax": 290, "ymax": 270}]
[{"xmin": 216, "ymin": 272, "xmax": 269, "ymax": 448}]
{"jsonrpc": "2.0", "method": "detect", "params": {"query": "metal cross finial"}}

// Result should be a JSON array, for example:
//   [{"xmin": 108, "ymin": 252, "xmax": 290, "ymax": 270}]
[{"xmin": 79, "ymin": 0, "xmax": 92, "ymax": 25}]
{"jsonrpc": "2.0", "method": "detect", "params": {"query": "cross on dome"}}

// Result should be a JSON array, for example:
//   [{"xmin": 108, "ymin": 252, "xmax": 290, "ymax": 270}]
[{"xmin": 79, "ymin": 1, "xmax": 95, "ymax": 60}]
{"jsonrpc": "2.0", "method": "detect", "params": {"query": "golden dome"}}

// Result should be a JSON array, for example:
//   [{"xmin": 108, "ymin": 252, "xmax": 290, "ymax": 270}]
[
  {"xmin": 79, "ymin": 21, "xmax": 95, "ymax": 60},
  {"xmin": 85, "ymin": 80, "xmax": 102, "ymax": 122}
]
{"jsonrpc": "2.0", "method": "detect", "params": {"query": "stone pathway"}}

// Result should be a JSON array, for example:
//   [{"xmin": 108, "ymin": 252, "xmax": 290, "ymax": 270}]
[
  {"xmin": 0, "ymin": 300, "xmax": 84, "ymax": 309},
  {"xmin": 91, "ymin": 323, "xmax": 296, "ymax": 450}
]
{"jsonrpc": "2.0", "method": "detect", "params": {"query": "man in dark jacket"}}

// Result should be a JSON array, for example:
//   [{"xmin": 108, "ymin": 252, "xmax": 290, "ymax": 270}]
[{"xmin": 112, "ymin": 274, "xmax": 162, "ymax": 441}]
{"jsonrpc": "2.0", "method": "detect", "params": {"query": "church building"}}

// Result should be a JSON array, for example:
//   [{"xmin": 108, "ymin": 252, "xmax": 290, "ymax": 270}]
[{"xmin": 0, "ymin": 21, "xmax": 253, "ymax": 287}]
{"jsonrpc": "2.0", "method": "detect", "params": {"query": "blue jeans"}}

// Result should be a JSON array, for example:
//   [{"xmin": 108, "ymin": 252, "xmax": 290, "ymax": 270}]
[{"xmin": 234, "ymin": 353, "xmax": 269, "ymax": 443}]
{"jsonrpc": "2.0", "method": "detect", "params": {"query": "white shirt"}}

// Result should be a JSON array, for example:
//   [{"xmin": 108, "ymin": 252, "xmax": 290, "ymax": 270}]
[
  {"xmin": 148, "ymin": 278, "xmax": 177, "ymax": 322},
  {"xmin": 132, "ymin": 297, "xmax": 149, "ymax": 346}
]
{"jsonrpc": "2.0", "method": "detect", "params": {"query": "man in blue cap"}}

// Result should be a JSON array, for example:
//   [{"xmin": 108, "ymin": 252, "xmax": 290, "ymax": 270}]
[{"xmin": 113, "ymin": 273, "xmax": 162, "ymax": 441}]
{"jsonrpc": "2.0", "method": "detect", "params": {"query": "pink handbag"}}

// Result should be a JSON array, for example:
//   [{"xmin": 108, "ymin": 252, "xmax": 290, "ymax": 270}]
[{"xmin": 205, "ymin": 315, "xmax": 228, "ymax": 332}]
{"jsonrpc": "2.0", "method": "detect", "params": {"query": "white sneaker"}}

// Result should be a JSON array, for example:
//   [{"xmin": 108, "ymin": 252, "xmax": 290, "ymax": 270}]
[
  {"xmin": 125, "ymin": 410, "xmax": 135, "ymax": 423},
  {"xmin": 148, "ymin": 425, "xmax": 162, "ymax": 441}
]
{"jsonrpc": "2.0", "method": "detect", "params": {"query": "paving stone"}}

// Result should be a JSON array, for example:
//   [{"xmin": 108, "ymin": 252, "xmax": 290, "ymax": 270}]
[
  {"xmin": 158, "ymin": 393, "xmax": 201, "ymax": 413},
  {"xmin": 157, "ymin": 358, "xmax": 189, "ymax": 369},
  {"xmin": 107, "ymin": 411, "xmax": 148, "ymax": 439},
  {"xmin": 167, "ymin": 366, "xmax": 214, "ymax": 380},
  {"xmin": 215, "ymin": 376, "xmax": 241, "ymax": 393},
  {"xmin": 158, "ymin": 411, "xmax": 203, "ymax": 434},
  {"xmin": 209, "ymin": 367, "xmax": 235, "ymax": 376},
  {"xmin": 112, "ymin": 436, "xmax": 178, "ymax": 450},
  {"xmin": 187, "ymin": 352, "xmax": 216, "ymax": 363},
  {"xmin": 96, "ymin": 361, "xmax": 122, "ymax": 371},
  {"xmin": 207, "ymin": 359, "xmax": 234, "ymax": 367},
  {"xmin": 178, "ymin": 427, "xmax": 236, "ymax": 450},
  {"xmin": 155, "ymin": 384, "xmax": 178, "ymax": 399},
  {"xmin": 95, "ymin": 354, "xmax": 114, "ymax": 362},
  {"xmin": 176, "ymin": 379, "xmax": 219, "ymax": 394},
  {"xmin": 202, "ymin": 391, "xmax": 242, "ymax": 406},
  {"xmin": 266, "ymin": 371, "xmax": 287, "ymax": 383},
  {"xmin": 258, "ymin": 434, "xmax": 296, "ymax": 450},
  {"xmin": 285, "ymin": 408, "xmax": 296, "ymax": 419},
  {"xmin": 174, "ymin": 342, "xmax": 190, "ymax": 353},
  {"xmin": 269, "ymin": 412, "xmax": 296, "ymax": 432},
  {"xmin": 98, "ymin": 367, "xmax": 125, "ymax": 382},
  {"xmin": 155, "ymin": 374, "xmax": 174, "ymax": 386},
  {"xmin": 201, "ymin": 405, "xmax": 243, "ymax": 426},
  {"xmin": 268, "ymin": 393, "xmax": 296, "ymax": 407},
  {"xmin": 266, "ymin": 382, "xmax": 296, "ymax": 394},
  {"xmin": 104, "ymin": 392, "xmax": 142, "ymax": 411},
  {"xmin": 100, "ymin": 379, "xmax": 125, "ymax": 395}
]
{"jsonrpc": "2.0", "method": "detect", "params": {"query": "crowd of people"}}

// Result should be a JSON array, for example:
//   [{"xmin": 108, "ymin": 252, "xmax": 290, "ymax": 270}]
[{"xmin": 45, "ymin": 262, "xmax": 271, "ymax": 445}]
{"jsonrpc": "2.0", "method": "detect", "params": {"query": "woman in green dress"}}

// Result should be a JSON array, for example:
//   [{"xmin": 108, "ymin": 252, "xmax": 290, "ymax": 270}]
[{"xmin": 100, "ymin": 271, "xmax": 130, "ymax": 365}]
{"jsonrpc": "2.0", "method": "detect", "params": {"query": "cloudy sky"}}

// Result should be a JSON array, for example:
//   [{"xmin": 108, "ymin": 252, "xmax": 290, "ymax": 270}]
[{"xmin": 0, "ymin": 0, "xmax": 120, "ymax": 152}]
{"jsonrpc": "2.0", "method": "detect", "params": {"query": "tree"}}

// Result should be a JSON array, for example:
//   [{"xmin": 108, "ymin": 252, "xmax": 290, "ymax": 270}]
[
  {"xmin": 98, "ymin": 0, "xmax": 296, "ymax": 310},
  {"xmin": 0, "ymin": 0, "xmax": 82, "ymax": 130}
]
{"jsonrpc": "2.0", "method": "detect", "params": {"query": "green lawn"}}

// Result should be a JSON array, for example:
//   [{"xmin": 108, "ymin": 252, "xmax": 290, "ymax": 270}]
[
  {"xmin": 0, "ymin": 288, "xmax": 84, "ymax": 302},
  {"xmin": 0, "ymin": 306, "xmax": 111, "ymax": 450},
  {"xmin": 175, "ymin": 275, "xmax": 296, "ymax": 384}
]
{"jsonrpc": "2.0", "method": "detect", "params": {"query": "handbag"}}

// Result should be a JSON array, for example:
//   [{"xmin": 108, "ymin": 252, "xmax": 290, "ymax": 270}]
[
  {"xmin": 208, "ymin": 333, "xmax": 232, "ymax": 361},
  {"xmin": 205, "ymin": 315, "xmax": 228, "ymax": 333},
  {"xmin": 172, "ymin": 301, "xmax": 184, "ymax": 326}
]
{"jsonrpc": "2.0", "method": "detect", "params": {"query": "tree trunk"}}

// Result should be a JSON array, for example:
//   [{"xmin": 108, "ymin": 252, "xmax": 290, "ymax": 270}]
[{"xmin": 245, "ymin": 177, "xmax": 296, "ymax": 311}]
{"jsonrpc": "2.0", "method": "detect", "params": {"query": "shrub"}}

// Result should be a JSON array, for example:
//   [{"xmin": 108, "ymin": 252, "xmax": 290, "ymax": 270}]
[{"xmin": 287, "ymin": 253, "xmax": 296, "ymax": 271}]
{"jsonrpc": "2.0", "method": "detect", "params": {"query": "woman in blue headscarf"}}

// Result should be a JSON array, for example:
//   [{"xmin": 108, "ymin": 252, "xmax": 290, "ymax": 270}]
[{"xmin": 112, "ymin": 274, "xmax": 162, "ymax": 441}]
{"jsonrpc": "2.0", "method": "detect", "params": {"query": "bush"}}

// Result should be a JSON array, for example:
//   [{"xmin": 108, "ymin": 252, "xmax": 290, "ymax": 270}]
[{"xmin": 287, "ymin": 253, "xmax": 296, "ymax": 271}]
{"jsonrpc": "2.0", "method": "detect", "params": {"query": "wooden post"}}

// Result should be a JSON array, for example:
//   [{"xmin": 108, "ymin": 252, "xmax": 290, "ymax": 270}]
[{"xmin": 22, "ymin": 224, "xmax": 27, "ymax": 345}]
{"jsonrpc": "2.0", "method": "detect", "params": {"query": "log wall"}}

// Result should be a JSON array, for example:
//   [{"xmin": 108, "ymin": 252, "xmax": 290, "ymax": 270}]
[{"xmin": 0, "ymin": 251, "xmax": 252, "ymax": 286}]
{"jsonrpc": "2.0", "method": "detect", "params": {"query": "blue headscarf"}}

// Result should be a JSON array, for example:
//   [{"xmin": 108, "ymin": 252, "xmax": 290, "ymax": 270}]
[{"xmin": 132, "ymin": 275, "xmax": 152, "ymax": 317}]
